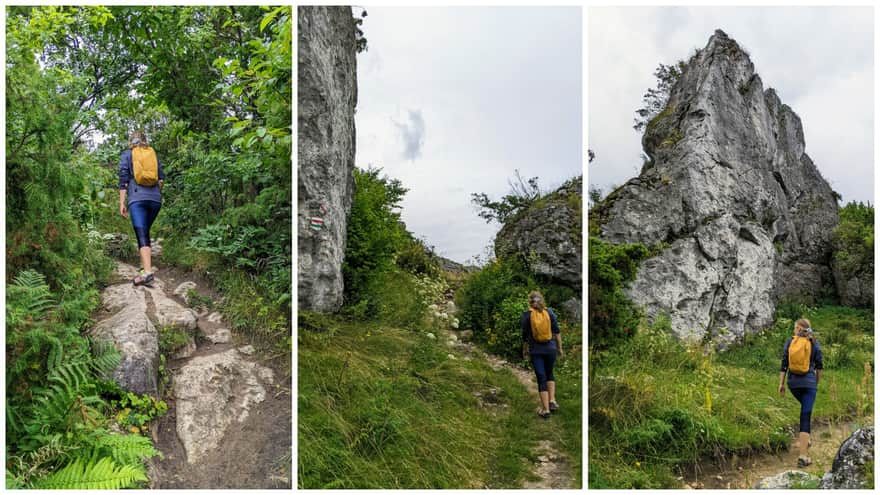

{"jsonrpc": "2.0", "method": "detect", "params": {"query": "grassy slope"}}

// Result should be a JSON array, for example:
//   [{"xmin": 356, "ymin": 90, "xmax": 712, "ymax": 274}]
[
  {"xmin": 298, "ymin": 313, "xmax": 582, "ymax": 488},
  {"xmin": 589, "ymin": 305, "xmax": 874, "ymax": 488}
]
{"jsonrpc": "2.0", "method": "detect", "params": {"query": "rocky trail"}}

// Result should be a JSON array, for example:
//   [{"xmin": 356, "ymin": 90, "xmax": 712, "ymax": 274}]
[
  {"xmin": 444, "ymin": 325, "xmax": 576, "ymax": 489},
  {"xmin": 89, "ymin": 249, "xmax": 291, "ymax": 488},
  {"xmin": 682, "ymin": 420, "xmax": 864, "ymax": 489}
]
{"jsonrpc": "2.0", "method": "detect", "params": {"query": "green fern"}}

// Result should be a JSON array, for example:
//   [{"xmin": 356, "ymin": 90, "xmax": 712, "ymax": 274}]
[
  {"xmin": 32, "ymin": 457, "xmax": 147, "ymax": 489},
  {"xmin": 89, "ymin": 338, "xmax": 122, "ymax": 376},
  {"xmin": 7, "ymin": 269, "xmax": 55, "ymax": 320},
  {"xmin": 95, "ymin": 433, "xmax": 161, "ymax": 465}
]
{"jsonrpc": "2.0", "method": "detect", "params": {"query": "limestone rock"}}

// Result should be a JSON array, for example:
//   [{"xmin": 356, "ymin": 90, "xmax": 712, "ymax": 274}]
[
  {"xmin": 173, "ymin": 281, "xmax": 198, "ymax": 304},
  {"xmin": 820, "ymin": 427, "xmax": 874, "ymax": 489},
  {"xmin": 102, "ymin": 283, "xmax": 146, "ymax": 314},
  {"xmin": 596, "ymin": 30, "xmax": 838, "ymax": 342},
  {"xmin": 145, "ymin": 285, "xmax": 198, "ymax": 330},
  {"xmin": 91, "ymin": 305, "xmax": 159, "ymax": 396},
  {"xmin": 205, "ymin": 328, "xmax": 232, "ymax": 344},
  {"xmin": 206, "ymin": 312, "xmax": 224, "ymax": 324},
  {"xmin": 495, "ymin": 177, "xmax": 582, "ymax": 288},
  {"xmin": 173, "ymin": 349, "xmax": 274, "ymax": 463},
  {"xmin": 755, "ymin": 470, "xmax": 819, "ymax": 489},
  {"xmin": 560, "ymin": 298, "xmax": 583, "ymax": 324},
  {"xmin": 238, "ymin": 345, "xmax": 256, "ymax": 356},
  {"xmin": 297, "ymin": 6, "xmax": 358, "ymax": 313}
]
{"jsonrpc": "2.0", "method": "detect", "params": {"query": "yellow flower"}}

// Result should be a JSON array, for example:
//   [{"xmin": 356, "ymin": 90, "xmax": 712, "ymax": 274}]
[
  {"xmin": 635, "ymin": 461, "xmax": 641, "ymax": 468},
  {"xmin": 129, "ymin": 426, "xmax": 140, "ymax": 434}
]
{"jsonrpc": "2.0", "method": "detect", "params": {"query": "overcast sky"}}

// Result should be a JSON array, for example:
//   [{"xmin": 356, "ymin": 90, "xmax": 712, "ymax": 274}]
[
  {"xmin": 589, "ymin": 7, "xmax": 873, "ymax": 205},
  {"xmin": 356, "ymin": 7, "xmax": 582, "ymax": 264}
]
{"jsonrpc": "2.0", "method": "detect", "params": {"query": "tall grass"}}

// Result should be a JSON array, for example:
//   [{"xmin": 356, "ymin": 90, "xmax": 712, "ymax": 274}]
[
  {"xmin": 589, "ymin": 305, "xmax": 873, "ymax": 488},
  {"xmin": 298, "ymin": 312, "xmax": 582, "ymax": 488}
]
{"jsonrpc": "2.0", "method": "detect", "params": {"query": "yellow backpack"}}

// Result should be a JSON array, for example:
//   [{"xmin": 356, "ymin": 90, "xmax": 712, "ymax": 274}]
[
  {"xmin": 530, "ymin": 309, "xmax": 552, "ymax": 343},
  {"xmin": 132, "ymin": 146, "xmax": 159, "ymax": 186},
  {"xmin": 788, "ymin": 335, "xmax": 812, "ymax": 375}
]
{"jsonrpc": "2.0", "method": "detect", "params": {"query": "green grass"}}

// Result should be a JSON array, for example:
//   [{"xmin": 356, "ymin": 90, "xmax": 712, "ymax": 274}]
[
  {"xmin": 298, "ymin": 312, "xmax": 582, "ymax": 488},
  {"xmin": 589, "ymin": 305, "xmax": 873, "ymax": 488}
]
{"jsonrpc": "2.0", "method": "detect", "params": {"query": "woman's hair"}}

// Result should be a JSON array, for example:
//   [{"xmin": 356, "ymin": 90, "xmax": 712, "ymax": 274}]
[
  {"xmin": 528, "ymin": 291, "xmax": 545, "ymax": 311},
  {"xmin": 129, "ymin": 131, "xmax": 148, "ymax": 148},
  {"xmin": 794, "ymin": 318, "xmax": 813, "ymax": 338}
]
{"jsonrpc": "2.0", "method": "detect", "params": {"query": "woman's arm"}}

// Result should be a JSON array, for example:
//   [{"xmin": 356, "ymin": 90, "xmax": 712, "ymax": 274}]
[
  {"xmin": 118, "ymin": 151, "xmax": 130, "ymax": 218},
  {"xmin": 555, "ymin": 333, "xmax": 564, "ymax": 358},
  {"xmin": 778, "ymin": 371, "xmax": 786, "ymax": 396},
  {"xmin": 521, "ymin": 312, "xmax": 530, "ymax": 359}
]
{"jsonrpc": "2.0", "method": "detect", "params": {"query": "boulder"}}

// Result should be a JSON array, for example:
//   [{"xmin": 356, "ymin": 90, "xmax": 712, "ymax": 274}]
[
  {"xmin": 90, "ymin": 304, "xmax": 159, "ymax": 396},
  {"xmin": 596, "ymin": 30, "xmax": 838, "ymax": 342},
  {"xmin": 832, "ymin": 258, "xmax": 873, "ymax": 308},
  {"xmin": 173, "ymin": 349, "xmax": 275, "ymax": 463},
  {"xmin": 495, "ymin": 177, "xmax": 582, "ymax": 288},
  {"xmin": 145, "ymin": 285, "xmax": 198, "ymax": 330},
  {"xmin": 755, "ymin": 470, "xmax": 820, "ymax": 489},
  {"xmin": 205, "ymin": 328, "xmax": 232, "ymax": 344},
  {"xmin": 820, "ymin": 427, "xmax": 874, "ymax": 489},
  {"xmin": 297, "ymin": 6, "xmax": 358, "ymax": 313},
  {"xmin": 560, "ymin": 298, "xmax": 582, "ymax": 324}
]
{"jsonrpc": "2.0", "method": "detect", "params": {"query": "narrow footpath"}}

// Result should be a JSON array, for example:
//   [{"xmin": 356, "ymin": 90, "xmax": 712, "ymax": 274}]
[{"xmin": 91, "ymin": 253, "xmax": 291, "ymax": 488}]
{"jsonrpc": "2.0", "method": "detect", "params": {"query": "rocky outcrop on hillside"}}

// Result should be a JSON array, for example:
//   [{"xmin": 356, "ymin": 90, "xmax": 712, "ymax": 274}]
[
  {"xmin": 297, "ymin": 6, "xmax": 358, "ymax": 313},
  {"xmin": 820, "ymin": 427, "xmax": 874, "ymax": 489},
  {"xmin": 596, "ymin": 30, "xmax": 838, "ymax": 343},
  {"xmin": 495, "ymin": 176, "xmax": 582, "ymax": 288}
]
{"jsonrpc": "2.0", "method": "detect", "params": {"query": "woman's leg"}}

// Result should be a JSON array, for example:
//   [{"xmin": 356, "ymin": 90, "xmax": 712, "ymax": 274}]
[
  {"xmin": 531, "ymin": 354, "xmax": 550, "ymax": 413},
  {"xmin": 790, "ymin": 387, "xmax": 816, "ymax": 461},
  {"xmin": 545, "ymin": 352, "xmax": 557, "ymax": 405},
  {"xmin": 131, "ymin": 201, "xmax": 161, "ymax": 273}
]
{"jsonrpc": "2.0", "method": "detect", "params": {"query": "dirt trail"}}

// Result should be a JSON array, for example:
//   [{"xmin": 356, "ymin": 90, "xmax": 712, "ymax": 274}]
[
  {"xmin": 681, "ymin": 420, "xmax": 859, "ymax": 489},
  {"xmin": 445, "ymin": 329, "xmax": 576, "ymax": 489},
  {"xmin": 109, "ymin": 247, "xmax": 291, "ymax": 488}
]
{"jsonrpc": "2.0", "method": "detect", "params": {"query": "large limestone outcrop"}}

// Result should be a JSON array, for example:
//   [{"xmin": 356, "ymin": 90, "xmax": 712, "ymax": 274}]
[
  {"xmin": 297, "ymin": 6, "xmax": 358, "ymax": 313},
  {"xmin": 495, "ymin": 176, "xmax": 583, "ymax": 288},
  {"xmin": 596, "ymin": 30, "xmax": 838, "ymax": 343},
  {"xmin": 820, "ymin": 427, "xmax": 874, "ymax": 489}
]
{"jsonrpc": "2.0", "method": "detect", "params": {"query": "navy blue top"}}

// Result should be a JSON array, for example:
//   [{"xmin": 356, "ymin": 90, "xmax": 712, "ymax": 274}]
[
  {"xmin": 521, "ymin": 308, "xmax": 560, "ymax": 355},
  {"xmin": 781, "ymin": 336, "xmax": 823, "ymax": 390},
  {"xmin": 118, "ymin": 148, "xmax": 165, "ymax": 206}
]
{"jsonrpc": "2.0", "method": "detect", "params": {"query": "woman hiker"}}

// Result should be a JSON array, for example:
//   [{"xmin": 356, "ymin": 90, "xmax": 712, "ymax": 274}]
[
  {"xmin": 778, "ymin": 318, "xmax": 823, "ymax": 467},
  {"xmin": 119, "ymin": 131, "xmax": 165, "ymax": 286},
  {"xmin": 522, "ymin": 291, "xmax": 564, "ymax": 419}
]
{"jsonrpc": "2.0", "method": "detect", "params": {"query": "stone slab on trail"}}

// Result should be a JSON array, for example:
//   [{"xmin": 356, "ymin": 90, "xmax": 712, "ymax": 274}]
[
  {"xmin": 754, "ymin": 470, "xmax": 819, "ymax": 489},
  {"xmin": 173, "ymin": 348, "xmax": 275, "ymax": 464},
  {"xmin": 144, "ymin": 284, "xmax": 198, "ymax": 330},
  {"xmin": 90, "ymin": 304, "xmax": 159, "ymax": 396}
]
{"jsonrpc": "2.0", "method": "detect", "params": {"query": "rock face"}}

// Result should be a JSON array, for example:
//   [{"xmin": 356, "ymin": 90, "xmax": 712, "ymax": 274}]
[
  {"xmin": 173, "ymin": 348, "xmax": 275, "ymax": 464},
  {"xmin": 596, "ymin": 30, "xmax": 838, "ymax": 343},
  {"xmin": 820, "ymin": 427, "xmax": 874, "ymax": 489},
  {"xmin": 297, "ymin": 6, "xmax": 358, "ymax": 313},
  {"xmin": 495, "ymin": 176, "xmax": 583, "ymax": 288},
  {"xmin": 754, "ymin": 470, "xmax": 819, "ymax": 489}
]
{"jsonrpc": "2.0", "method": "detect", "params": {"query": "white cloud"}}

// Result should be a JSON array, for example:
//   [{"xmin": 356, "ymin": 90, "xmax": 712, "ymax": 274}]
[{"xmin": 356, "ymin": 7, "xmax": 582, "ymax": 263}]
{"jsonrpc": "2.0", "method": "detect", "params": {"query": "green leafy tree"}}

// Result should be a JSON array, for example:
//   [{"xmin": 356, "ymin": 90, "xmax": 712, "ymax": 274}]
[
  {"xmin": 633, "ymin": 61, "xmax": 687, "ymax": 133},
  {"xmin": 471, "ymin": 169, "xmax": 542, "ymax": 224}
]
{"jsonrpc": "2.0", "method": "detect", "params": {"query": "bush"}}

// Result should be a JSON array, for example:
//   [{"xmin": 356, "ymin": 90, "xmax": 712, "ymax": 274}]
[
  {"xmin": 343, "ymin": 167, "xmax": 409, "ymax": 305},
  {"xmin": 832, "ymin": 202, "xmax": 873, "ymax": 282},
  {"xmin": 486, "ymin": 294, "xmax": 529, "ymax": 359},
  {"xmin": 455, "ymin": 257, "xmax": 536, "ymax": 337},
  {"xmin": 588, "ymin": 237, "xmax": 649, "ymax": 347}
]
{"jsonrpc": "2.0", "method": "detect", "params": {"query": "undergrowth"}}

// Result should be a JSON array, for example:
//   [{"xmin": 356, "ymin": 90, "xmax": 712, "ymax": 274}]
[
  {"xmin": 589, "ymin": 305, "xmax": 873, "ymax": 488},
  {"xmin": 298, "ymin": 312, "xmax": 581, "ymax": 488}
]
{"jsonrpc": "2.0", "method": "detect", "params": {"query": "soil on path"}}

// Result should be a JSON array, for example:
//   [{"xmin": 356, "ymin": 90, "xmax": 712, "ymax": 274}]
[
  {"xmin": 109, "ymin": 258, "xmax": 292, "ymax": 489},
  {"xmin": 446, "ymin": 329, "xmax": 576, "ymax": 489},
  {"xmin": 681, "ymin": 420, "xmax": 861, "ymax": 489}
]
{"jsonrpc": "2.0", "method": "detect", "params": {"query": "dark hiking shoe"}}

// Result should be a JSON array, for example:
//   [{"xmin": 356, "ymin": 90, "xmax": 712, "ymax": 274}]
[
  {"xmin": 537, "ymin": 408, "xmax": 551, "ymax": 420},
  {"xmin": 549, "ymin": 400, "xmax": 560, "ymax": 412},
  {"xmin": 797, "ymin": 456, "xmax": 812, "ymax": 468},
  {"xmin": 133, "ymin": 271, "xmax": 155, "ymax": 287}
]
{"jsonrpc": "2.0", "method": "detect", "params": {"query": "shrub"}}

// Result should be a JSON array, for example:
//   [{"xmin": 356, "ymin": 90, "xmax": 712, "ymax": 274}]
[
  {"xmin": 487, "ymin": 294, "xmax": 530, "ymax": 359},
  {"xmin": 588, "ymin": 237, "xmax": 649, "ymax": 347},
  {"xmin": 455, "ymin": 257, "xmax": 536, "ymax": 337},
  {"xmin": 343, "ymin": 167, "xmax": 409, "ymax": 305}
]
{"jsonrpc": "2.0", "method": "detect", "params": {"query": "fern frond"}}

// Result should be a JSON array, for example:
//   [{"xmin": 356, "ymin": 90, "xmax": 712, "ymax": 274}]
[
  {"xmin": 32, "ymin": 457, "xmax": 147, "ymax": 489},
  {"xmin": 89, "ymin": 338, "xmax": 122, "ymax": 376},
  {"xmin": 8, "ymin": 269, "xmax": 55, "ymax": 318},
  {"xmin": 95, "ymin": 433, "xmax": 160, "ymax": 465}
]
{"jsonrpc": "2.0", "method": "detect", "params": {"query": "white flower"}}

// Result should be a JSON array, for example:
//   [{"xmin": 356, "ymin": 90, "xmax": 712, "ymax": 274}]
[{"xmin": 426, "ymin": 333, "xmax": 436, "ymax": 339}]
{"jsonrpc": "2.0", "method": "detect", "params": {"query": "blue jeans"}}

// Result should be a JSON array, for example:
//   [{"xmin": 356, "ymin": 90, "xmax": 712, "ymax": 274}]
[
  {"xmin": 790, "ymin": 387, "xmax": 817, "ymax": 433},
  {"xmin": 531, "ymin": 353, "xmax": 556, "ymax": 392},
  {"xmin": 129, "ymin": 200, "xmax": 161, "ymax": 248}
]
